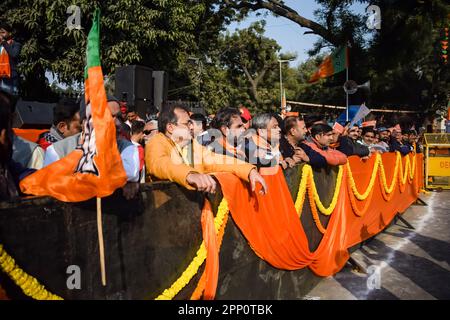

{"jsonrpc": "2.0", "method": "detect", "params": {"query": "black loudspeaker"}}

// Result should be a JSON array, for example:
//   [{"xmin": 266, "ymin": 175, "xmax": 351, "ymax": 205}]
[
  {"xmin": 115, "ymin": 65, "xmax": 154, "ymax": 118},
  {"xmin": 13, "ymin": 100, "xmax": 55, "ymax": 129},
  {"xmin": 152, "ymin": 71, "xmax": 169, "ymax": 111}
]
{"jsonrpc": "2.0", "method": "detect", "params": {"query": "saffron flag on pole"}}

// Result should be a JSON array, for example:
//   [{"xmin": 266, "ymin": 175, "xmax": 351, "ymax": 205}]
[
  {"xmin": 309, "ymin": 46, "xmax": 348, "ymax": 83},
  {"xmin": 20, "ymin": 9, "xmax": 127, "ymax": 202}
]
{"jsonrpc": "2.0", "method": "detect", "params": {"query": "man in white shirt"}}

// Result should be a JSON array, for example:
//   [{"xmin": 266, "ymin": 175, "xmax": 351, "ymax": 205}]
[{"xmin": 43, "ymin": 96, "xmax": 141, "ymax": 193}]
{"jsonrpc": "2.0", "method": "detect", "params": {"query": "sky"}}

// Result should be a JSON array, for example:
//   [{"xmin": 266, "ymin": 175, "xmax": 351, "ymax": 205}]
[{"xmin": 227, "ymin": 0, "xmax": 369, "ymax": 67}]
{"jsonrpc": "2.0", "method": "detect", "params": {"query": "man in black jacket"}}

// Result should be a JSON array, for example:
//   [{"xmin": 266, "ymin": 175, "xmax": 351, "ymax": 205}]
[
  {"xmin": 337, "ymin": 124, "xmax": 370, "ymax": 158},
  {"xmin": 0, "ymin": 23, "xmax": 22, "ymax": 95},
  {"xmin": 389, "ymin": 129, "xmax": 412, "ymax": 156},
  {"xmin": 279, "ymin": 116, "xmax": 328, "ymax": 169}
]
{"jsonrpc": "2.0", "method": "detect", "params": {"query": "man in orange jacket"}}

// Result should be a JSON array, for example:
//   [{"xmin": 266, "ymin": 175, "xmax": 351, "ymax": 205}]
[
  {"xmin": 305, "ymin": 123, "xmax": 347, "ymax": 166},
  {"xmin": 145, "ymin": 104, "xmax": 267, "ymax": 195}
]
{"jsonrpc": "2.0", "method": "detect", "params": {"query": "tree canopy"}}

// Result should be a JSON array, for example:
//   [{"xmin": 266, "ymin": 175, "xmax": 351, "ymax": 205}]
[{"xmin": 0, "ymin": 0, "xmax": 448, "ymax": 116}]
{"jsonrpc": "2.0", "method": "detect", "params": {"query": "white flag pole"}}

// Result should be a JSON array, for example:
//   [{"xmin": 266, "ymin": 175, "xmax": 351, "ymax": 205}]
[{"xmin": 97, "ymin": 197, "xmax": 106, "ymax": 286}]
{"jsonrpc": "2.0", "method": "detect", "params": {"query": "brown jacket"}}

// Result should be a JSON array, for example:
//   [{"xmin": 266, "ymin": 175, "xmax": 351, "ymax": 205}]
[{"xmin": 145, "ymin": 133, "xmax": 256, "ymax": 190}]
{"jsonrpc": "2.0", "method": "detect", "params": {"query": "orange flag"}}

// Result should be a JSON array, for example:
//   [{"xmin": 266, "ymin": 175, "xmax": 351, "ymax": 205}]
[{"xmin": 20, "ymin": 9, "xmax": 127, "ymax": 202}]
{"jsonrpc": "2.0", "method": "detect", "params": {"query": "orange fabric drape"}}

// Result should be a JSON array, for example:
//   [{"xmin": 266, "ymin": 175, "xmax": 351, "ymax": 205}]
[
  {"xmin": 13, "ymin": 128, "xmax": 48, "ymax": 143},
  {"xmin": 215, "ymin": 153, "xmax": 423, "ymax": 277},
  {"xmin": 200, "ymin": 200, "xmax": 220, "ymax": 300}
]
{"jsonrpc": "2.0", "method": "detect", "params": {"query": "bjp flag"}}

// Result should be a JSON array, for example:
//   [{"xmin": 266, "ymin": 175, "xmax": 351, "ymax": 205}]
[
  {"xmin": 309, "ymin": 46, "xmax": 348, "ymax": 83},
  {"xmin": 20, "ymin": 9, "xmax": 127, "ymax": 202}
]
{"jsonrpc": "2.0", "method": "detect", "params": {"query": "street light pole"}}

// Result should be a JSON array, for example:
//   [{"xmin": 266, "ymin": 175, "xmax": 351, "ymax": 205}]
[{"xmin": 279, "ymin": 60, "xmax": 283, "ymax": 114}]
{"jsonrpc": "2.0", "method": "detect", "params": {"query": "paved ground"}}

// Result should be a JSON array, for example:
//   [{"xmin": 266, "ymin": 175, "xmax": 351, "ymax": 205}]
[{"xmin": 304, "ymin": 191, "xmax": 450, "ymax": 300}]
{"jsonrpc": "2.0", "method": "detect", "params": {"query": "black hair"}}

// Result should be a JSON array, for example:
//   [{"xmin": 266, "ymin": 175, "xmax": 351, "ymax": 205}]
[
  {"xmin": 158, "ymin": 104, "xmax": 190, "ymax": 133},
  {"xmin": 310, "ymin": 123, "xmax": 333, "ymax": 138},
  {"xmin": 131, "ymin": 120, "xmax": 145, "ymax": 135},
  {"xmin": 53, "ymin": 98, "xmax": 80, "ymax": 126},
  {"xmin": 281, "ymin": 116, "xmax": 299, "ymax": 135},
  {"xmin": 362, "ymin": 127, "xmax": 375, "ymax": 136},
  {"xmin": 304, "ymin": 114, "xmax": 325, "ymax": 129},
  {"xmin": 210, "ymin": 107, "xmax": 241, "ymax": 130},
  {"xmin": 272, "ymin": 113, "xmax": 283, "ymax": 128},
  {"xmin": 190, "ymin": 113, "xmax": 207, "ymax": 130},
  {"xmin": 0, "ymin": 22, "xmax": 13, "ymax": 33}
]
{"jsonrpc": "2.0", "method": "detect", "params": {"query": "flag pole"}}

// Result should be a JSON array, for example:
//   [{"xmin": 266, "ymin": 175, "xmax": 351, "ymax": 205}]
[
  {"xmin": 346, "ymin": 45, "xmax": 349, "ymax": 122},
  {"xmin": 97, "ymin": 197, "xmax": 106, "ymax": 286}
]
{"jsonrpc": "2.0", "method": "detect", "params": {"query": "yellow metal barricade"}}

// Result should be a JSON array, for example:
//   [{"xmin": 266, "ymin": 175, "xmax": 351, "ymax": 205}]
[{"xmin": 424, "ymin": 133, "xmax": 450, "ymax": 190}]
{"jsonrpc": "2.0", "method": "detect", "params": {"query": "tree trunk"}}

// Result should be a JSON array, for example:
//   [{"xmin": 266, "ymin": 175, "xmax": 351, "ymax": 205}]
[{"xmin": 242, "ymin": 65, "xmax": 268, "ymax": 105}]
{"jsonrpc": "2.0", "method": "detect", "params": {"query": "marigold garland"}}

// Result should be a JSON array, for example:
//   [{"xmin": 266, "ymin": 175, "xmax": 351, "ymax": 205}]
[
  {"xmin": 307, "ymin": 177, "xmax": 328, "ymax": 234},
  {"xmin": 0, "ymin": 244, "xmax": 62, "ymax": 300},
  {"xmin": 379, "ymin": 152, "xmax": 400, "ymax": 195},
  {"xmin": 347, "ymin": 153, "xmax": 381, "ymax": 200},
  {"xmin": 294, "ymin": 165, "xmax": 309, "ymax": 216},
  {"xmin": 310, "ymin": 165, "xmax": 344, "ymax": 216},
  {"xmin": 154, "ymin": 198, "xmax": 229, "ymax": 300},
  {"xmin": 0, "ymin": 153, "xmax": 420, "ymax": 301}
]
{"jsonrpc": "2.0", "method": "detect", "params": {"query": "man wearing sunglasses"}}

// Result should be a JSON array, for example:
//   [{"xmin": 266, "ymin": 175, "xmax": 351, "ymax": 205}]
[
  {"xmin": 143, "ymin": 119, "xmax": 158, "ymax": 143},
  {"xmin": 145, "ymin": 104, "xmax": 267, "ymax": 195}
]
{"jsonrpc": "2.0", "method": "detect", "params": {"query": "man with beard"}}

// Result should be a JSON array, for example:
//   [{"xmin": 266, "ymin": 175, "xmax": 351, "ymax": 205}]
[
  {"xmin": 242, "ymin": 113, "xmax": 282, "ymax": 169},
  {"xmin": 208, "ymin": 107, "xmax": 247, "ymax": 160},
  {"xmin": 389, "ymin": 127, "xmax": 411, "ymax": 156},
  {"xmin": 145, "ymin": 105, "xmax": 267, "ymax": 195},
  {"xmin": 337, "ymin": 124, "xmax": 370, "ymax": 158},
  {"xmin": 279, "ymin": 116, "xmax": 327, "ymax": 169},
  {"xmin": 375, "ymin": 127, "xmax": 390, "ymax": 153},
  {"xmin": 306, "ymin": 123, "xmax": 347, "ymax": 166}
]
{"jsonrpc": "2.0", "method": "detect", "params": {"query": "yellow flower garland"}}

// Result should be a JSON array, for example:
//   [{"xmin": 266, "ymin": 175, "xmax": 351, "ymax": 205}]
[
  {"xmin": 379, "ymin": 152, "xmax": 400, "ymax": 194},
  {"xmin": 310, "ymin": 165, "xmax": 344, "ymax": 216},
  {"xmin": 347, "ymin": 153, "xmax": 381, "ymax": 200},
  {"xmin": 1, "ymin": 153, "xmax": 419, "ymax": 301},
  {"xmin": 294, "ymin": 165, "xmax": 309, "ymax": 216},
  {"xmin": 0, "ymin": 244, "xmax": 62, "ymax": 300},
  {"xmin": 155, "ymin": 198, "xmax": 229, "ymax": 300}
]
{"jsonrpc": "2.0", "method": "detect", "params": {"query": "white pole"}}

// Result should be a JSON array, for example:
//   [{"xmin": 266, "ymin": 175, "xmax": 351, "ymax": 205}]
[{"xmin": 346, "ymin": 67, "xmax": 349, "ymax": 122}]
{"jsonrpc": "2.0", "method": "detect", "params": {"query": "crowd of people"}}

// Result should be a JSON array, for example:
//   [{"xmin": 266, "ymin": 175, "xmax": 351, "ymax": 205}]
[{"xmin": 0, "ymin": 86, "xmax": 424, "ymax": 202}]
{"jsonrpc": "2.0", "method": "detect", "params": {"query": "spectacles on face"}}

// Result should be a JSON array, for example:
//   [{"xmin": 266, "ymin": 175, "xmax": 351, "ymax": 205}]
[
  {"xmin": 143, "ymin": 129, "xmax": 157, "ymax": 135},
  {"xmin": 175, "ymin": 120, "xmax": 193, "ymax": 129}
]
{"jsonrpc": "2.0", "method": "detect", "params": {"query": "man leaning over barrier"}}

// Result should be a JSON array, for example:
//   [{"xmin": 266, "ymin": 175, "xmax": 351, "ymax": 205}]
[{"xmin": 145, "ymin": 104, "xmax": 267, "ymax": 195}]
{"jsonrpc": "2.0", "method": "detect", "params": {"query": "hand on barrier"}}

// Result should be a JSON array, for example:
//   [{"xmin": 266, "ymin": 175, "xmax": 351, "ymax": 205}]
[
  {"xmin": 187, "ymin": 173, "xmax": 217, "ymax": 194},
  {"xmin": 249, "ymin": 168, "xmax": 268, "ymax": 195}
]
